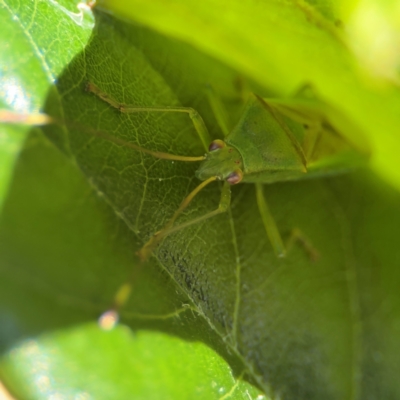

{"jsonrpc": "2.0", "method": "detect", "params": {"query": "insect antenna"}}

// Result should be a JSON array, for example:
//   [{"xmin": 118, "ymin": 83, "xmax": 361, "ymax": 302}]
[{"xmin": 0, "ymin": 110, "xmax": 206, "ymax": 163}]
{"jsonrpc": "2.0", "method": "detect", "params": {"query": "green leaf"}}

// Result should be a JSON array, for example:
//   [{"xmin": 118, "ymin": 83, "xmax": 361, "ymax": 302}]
[
  {"xmin": 1, "ymin": 1, "xmax": 400, "ymax": 400},
  {"xmin": 2, "ymin": 324, "xmax": 262, "ymax": 399},
  {"xmin": 0, "ymin": 0, "xmax": 94, "ymax": 208},
  {"xmin": 0, "ymin": 131, "xmax": 260, "ymax": 399}
]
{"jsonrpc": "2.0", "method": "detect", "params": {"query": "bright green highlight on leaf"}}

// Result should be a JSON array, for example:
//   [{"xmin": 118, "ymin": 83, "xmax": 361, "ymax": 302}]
[
  {"xmin": 339, "ymin": 0, "xmax": 400, "ymax": 83},
  {"xmin": 1, "ymin": 326, "xmax": 264, "ymax": 400},
  {"xmin": 0, "ymin": 0, "xmax": 94, "ymax": 211},
  {"xmin": 99, "ymin": 0, "xmax": 400, "ymax": 191}
]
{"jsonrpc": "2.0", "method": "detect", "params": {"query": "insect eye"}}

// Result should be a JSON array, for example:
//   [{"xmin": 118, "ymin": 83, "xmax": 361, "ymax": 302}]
[
  {"xmin": 208, "ymin": 139, "xmax": 226, "ymax": 152},
  {"xmin": 226, "ymin": 170, "xmax": 243, "ymax": 185}
]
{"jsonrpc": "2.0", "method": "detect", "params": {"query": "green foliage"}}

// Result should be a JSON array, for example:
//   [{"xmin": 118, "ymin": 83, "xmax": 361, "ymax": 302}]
[{"xmin": 1, "ymin": 1, "xmax": 400, "ymax": 399}]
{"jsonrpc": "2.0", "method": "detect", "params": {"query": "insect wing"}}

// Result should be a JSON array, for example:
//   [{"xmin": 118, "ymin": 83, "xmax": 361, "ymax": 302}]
[{"xmin": 225, "ymin": 94, "xmax": 307, "ymax": 184}]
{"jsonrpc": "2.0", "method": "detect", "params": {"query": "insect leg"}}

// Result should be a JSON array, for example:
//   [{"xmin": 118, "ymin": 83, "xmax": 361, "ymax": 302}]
[
  {"xmin": 293, "ymin": 83, "xmax": 317, "ymax": 99},
  {"xmin": 255, "ymin": 183, "xmax": 286, "ymax": 257},
  {"xmin": 86, "ymin": 82, "xmax": 211, "ymax": 152},
  {"xmin": 286, "ymin": 228, "xmax": 320, "ymax": 262},
  {"xmin": 99, "ymin": 180, "xmax": 231, "ymax": 329},
  {"xmin": 204, "ymin": 85, "xmax": 230, "ymax": 137},
  {"xmin": 255, "ymin": 184, "xmax": 319, "ymax": 260},
  {"xmin": 233, "ymin": 75, "xmax": 252, "ymax": 103},
  {"xmin": 302, "ymin": 123, "xmax": 323, "ymax": 161},
  {"xmin": 137, "ymin": 180, "xmax": 231, "ymax": 263}
]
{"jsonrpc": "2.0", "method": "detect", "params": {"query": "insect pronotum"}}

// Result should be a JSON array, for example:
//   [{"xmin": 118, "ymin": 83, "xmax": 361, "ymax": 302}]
[{"xmin": 1, "ymin": 83, "xmax": 369, "ymax": 328}]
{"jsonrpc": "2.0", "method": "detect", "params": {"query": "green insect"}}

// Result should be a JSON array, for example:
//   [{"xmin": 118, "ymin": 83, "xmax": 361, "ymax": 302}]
[
  {"xmin": 84, "ymin": 83, "xmax": 368, "ymax": 264},
  {"xmin": 1, "ymin": 83, "xmax": 369, "ymax": 326}
]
